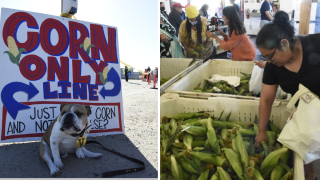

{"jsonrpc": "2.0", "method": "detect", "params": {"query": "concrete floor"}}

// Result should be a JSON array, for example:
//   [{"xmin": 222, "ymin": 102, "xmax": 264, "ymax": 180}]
[{"xmin": 212, "ymin": 35, "xmax": 320, "ymax": 179}]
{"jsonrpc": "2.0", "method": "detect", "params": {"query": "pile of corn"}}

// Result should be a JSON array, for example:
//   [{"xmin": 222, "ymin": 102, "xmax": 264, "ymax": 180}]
[
  {"xmin": 192, "ymin": 73, "xmax": 254, "ymax": 96},
  {"xmin": 161, "ymin": 78, "xmax": 170, "ymax": 86},
  {"xmin": 160, "ymin": 112, "xmax": 293, "ymax": 180}
]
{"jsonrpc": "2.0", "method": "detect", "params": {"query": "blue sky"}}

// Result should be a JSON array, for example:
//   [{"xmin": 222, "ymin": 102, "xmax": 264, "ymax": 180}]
[{"xmin": 0, "ymin": 0, "xmax": 158, "ymax": 72}]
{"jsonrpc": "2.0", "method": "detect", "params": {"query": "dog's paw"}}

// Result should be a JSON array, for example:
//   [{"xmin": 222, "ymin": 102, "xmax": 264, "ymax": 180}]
[
  {"xmin": 60, "ymin": 153, "xmax": 68, "ymax": 159},
  {"xmin": 50, "ymin": 165, "xmax": 60, "ymax": 175},
  {"xmin": 93, "ymin": 153, "xmax": 103, "ymax": 158},
  {"xmin": 76, "ymin": 150, "xmax": 85, "ymax": 159},
  {"xmin": 54, "ymin": 159, "xmax": 64, "ymax": 169}
]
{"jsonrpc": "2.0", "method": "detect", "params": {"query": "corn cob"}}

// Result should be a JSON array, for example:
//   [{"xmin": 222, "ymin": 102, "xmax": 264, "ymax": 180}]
[
  {"xmin": 189, "ymin": 152, "xmax": 228, "ymax": 168},
  {"xmin": 239, "ymin": 129, "xmax": 256, "ymax": 137},
  {"xmin": 268, "ymin": 121, "xmax": 281, "ymax": 135},
  {"xmin": 8, "ymin": 36, "xmax": 19, "ymax": 57},
  {"xmin": 222, "ymin": 148, "xmax": 244, "ymax": 180},
  {"xmin": 181, "ymin": 118, "xmax": 201, "ymax": 125},
  {"xmin": 207, "ymin": 117, "xmax": 221, "ymax": 154},
  {"xmin": 210, "ymin": 171, "xmax": 219, "ymax": 180},
  {"xmin": 267, "ymin": 131, "xmax": 276, "ymax": 146},
  {"xmin": 221, "ymin": 129, "xmax": 228, "ymax": 141},
  {"xmin": 192, "ymin": 119, "xmax": 210, "ymax": 126},
  {"xmin": 261, "ymin": 141, "xmax": 271, "ymax": 157},
  {"xmin": 170, "ymin": 155, "xmax": 183, "ymax": 180},
  {"xmin": 234, "ymin": 134, "xmax": 249, "ymax": 168},
  {"xmin": 217, "ymin": 167, "xmax": 232, "ymax": 180},
  {"xmin": 260, "ymin": 147, "xmax": 289, "ymax": 178},
  {"xmin": 253, "ymin": 168, "xmax": 264, "ymax": 180},
  {"xmin": 183, "ymin": 133, "xmax": 193, "ymax": 151},
  {"xmin": 270, "ymin": 165, "xmax": 285, "ymax": 180},
  {"xmin": 170, "ymin": 119, "xmax": 177, "ymax": 135},
  {"xmin": 192, "ymin": 140, "xmax": 206, "ymax": 147},
  {"xmin": 179, "ymin": 158, "xmax": 199, "ymax": 174},
  {"xmin": 181, "ymin": 125, "xmax": 207, "ymax": 136},
  {"xmin": 211, "ymin": 121, "xmax": 228, "ymax": 129},
  {"xmin": 279, "ymin": 169, "xmax": 293, "ymax": 180},
  {"xmin": 197, "ymin": 169, "xmax": 209, "ymax": 180},
  {"xmin": 102, "ymin": 66, "xmax": 108, "ymax": 79}
]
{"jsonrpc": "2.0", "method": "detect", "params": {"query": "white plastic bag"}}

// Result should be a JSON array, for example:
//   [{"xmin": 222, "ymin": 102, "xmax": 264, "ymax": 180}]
[
  {"xmin": 207, "ymin": 74, "xmax": 240, "ymax": 87},
  {"xmin": 249, "ymin": 65, "xmax": 264, "ymax": 95},
  {"xmin": 278, "ymin": 84, "xmax": 320, "ymax": 164}
]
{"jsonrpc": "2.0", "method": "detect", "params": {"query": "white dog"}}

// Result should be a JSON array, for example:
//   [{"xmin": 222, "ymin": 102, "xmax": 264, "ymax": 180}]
[{"xmin": 39, "ymin": 104, "xmax": 102, "ymax": 175}]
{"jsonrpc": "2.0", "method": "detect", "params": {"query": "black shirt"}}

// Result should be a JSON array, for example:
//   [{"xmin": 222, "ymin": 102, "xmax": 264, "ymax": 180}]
[
  {"xmin": 168, "ymin": 9, "xmax": 183, "ymax": 37},
  {"xmin": 263, "ymin": 34, "xmax": 320, "ymax": 97}
]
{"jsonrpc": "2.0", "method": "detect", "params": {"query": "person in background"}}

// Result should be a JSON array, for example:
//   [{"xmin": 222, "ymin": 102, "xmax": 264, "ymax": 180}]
[
  {"xmin": 160, "ymin": 2, "xmax": 169, "ymax": 20},
  {"xmin": 160, "ymin": 13, "xmax": 183, "ymax": 58},
  {"xmin": 181, "ymin": 9, "xmax": 187, "ymax": 20},
  {"xmin": 179, "ymin": 6, "xmax": 214, "ymax": 60},
  {"xmin": 255, "ymin": 11, "xmax": 320, "ymax": 180},
  {"xmin": 230, "ymin": 0, "xmax": 240, "ymax": 17},
  {"xmin": 207, "ymin": 6, "xmax": 256, "ymax": 61},
  {"xmin": 153, "ymin": 67, "xmax": 158, "ymax": 80},
  {"xmin": 124, "ymin": 66, "xmax": 129, "ymax": 82},
  {"xmin": 168, "ymin": 3, "xmax": 184, "ymax": 37},
  {"xmin": 199, "ymin": 4, "xmax": 209, "ymax": 19},
  {"xmin": 260, "ymin": 0, "xmax": 273, "ymax": 28}
]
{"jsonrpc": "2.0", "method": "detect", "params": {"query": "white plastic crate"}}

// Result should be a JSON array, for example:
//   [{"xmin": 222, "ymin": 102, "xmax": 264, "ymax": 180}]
[
  {"xmin": 160, "ymin": 58, "xmax": 203, "ymax": 95},
  {"xmin": 160, "ymin": 93, "xmax": 304, "ymax": 180},
  {"xmin": 165, "ymin": 59, "xmax": 288, "ymax": 100}
]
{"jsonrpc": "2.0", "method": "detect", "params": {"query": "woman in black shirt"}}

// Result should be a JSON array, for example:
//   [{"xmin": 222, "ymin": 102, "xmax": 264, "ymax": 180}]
[{"xmin": 255, "ymin": 11, "xmax": 319, "ymax": 180}]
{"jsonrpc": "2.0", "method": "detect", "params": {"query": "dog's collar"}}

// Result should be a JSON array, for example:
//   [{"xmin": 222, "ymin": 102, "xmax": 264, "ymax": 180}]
[{"xmin": 70, "ymin": 123, "xmax": 91, "ymax": 137}]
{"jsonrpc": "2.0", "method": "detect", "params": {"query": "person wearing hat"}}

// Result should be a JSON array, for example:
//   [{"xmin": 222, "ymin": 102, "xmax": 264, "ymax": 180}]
[
  {"xmin": 178, "ymin": 6, "xmax": 214, "ymax": 60},
  {"xmin": 168, "ymin": 3, "xmax": 185, "ymax": 37},
  {"xmin": 207, "ymin": 6, "xmax": 256, "ymax": 61}
]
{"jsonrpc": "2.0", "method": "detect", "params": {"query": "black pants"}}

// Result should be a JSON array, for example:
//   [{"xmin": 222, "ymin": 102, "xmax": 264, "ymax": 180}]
[{"xmin": 125, "ymin": 75, "xmax": 128, "ymax": 82}]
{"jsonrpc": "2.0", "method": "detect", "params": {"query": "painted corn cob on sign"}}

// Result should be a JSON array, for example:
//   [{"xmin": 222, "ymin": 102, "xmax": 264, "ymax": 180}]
[{"xmin": 0, "ymin": 8, "xmax": 124, "ymax": 143}]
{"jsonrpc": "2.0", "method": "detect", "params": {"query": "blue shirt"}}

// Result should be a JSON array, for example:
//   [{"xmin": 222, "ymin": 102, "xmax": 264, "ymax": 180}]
[{"xmin": 260, "ymin": 1, "xmax": 272, "ymax": 20}]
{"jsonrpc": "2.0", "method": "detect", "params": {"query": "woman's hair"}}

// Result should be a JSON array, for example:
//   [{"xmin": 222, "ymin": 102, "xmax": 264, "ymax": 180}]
[
  {"xmin": 186, "ymin": 15, "xmax": 202, "ymax": 43},
  {"xmin": 200, "ymin": 4, "xmax": 209, "ymax": 12},
  {"xmin": 223, "ymin": 6, "xmax": 246, "ymax": 36},
  {"xmin": 256, "ymin": 11, "xmax": 295, "ymax": 51}
]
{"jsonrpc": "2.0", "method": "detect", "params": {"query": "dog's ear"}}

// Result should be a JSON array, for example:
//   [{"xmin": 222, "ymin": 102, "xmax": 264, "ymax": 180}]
[
  {"xmin": 60, "ymin": 104, "xmax": 67, "ymax": 111},
  {"xmin": 85, "ymin": 105, "xmax": 92, "ymax": 116}
]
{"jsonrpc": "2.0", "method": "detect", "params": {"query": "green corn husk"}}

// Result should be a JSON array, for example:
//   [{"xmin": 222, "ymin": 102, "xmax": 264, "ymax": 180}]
[
  {"xmin": 212, "ymin": 121, "xmax": 228, "ymax": 129},
  {"xmin": 253, "ymin": 168, "xmax": 264, "ymax": 180},
  {"xmin": 210, "ymin": 171, "xmax": 219, "ymax": 180},
  {"xmin": 181, "ymin": 118, "xmax": 201, "ymax": 125},
  {"xmin": 207, "ymin": 117, "xmax": 221, "ymax": 154},
  {"xmin": 192, "ymin": 140, "xmax": 206, "ymax": 147},
  {"xmin": 183, "ymin": 133, "xmax": 193, "ymax": 151},
  {"xmin": 170, "ymin": 155, "xmax": 183, "ymax": 180},
  {"xmin": 270, "ymin": 165, "xmax": 285, "ymax": 180},
  {"xmin": 192, "ymin": 119, "xmax": 211, "ymax": 126},
  {"xmin": 260, "ymin": 148, "xmax": 289, "ymax": 178},
  {"xmin": 217, "ymin": 167, "xmax": 232, "ymax": 180},
  {"xmin": 165, "ymin": 112, "xmax": 209, "ymax": 120},
  {"xmin": 261, "ymin": 141, "xmax": 271, "ymax": 157},
  {"xmin": 222, "ymin": 148, "xmax": 244, "ymax": 180},
  {"xmin": 279, "ymin": 169, "xmax": 293, "ymax": 180},
  {"xmin": 190, "ymin": 174, "xmax": 198, "ymax": 180},
  {"xmin": 266, "ymin": 131, "xmax": 276, "ymax": 147},
  {"xmin": 238, "ymin": 129, "xmax": 256, "ymax": 137},
  {"xmin": 221, "ymin": 129, "xmax": 228, "ymax": 141},
  {"xmin": 172, "ymin": 142, "xmax": 184, "ymax": 149},
  {"xmin": 197, "ymin": 169, "xmax": 210, "ymax": 180},
  {"xmin": 170, "ymin": 119, "xmax": 177, "ymax": 135},
  {"xmin": 179, "ymin": 158, "xmax": 199, "ymax": 174},
  {"xmin": 181, "ymin": 125, "xmax": 207, "ymax": 136},
  {"xmin": 268, "ymin": 121, "xmax": 281, "ymax": 135},
  {"xmin": 234, "ymin": 134, "xmax": 249, "ymax": 168},
  {"xmin": 189, "ymin": 152, "xmax": 228, "ymax": 168}
]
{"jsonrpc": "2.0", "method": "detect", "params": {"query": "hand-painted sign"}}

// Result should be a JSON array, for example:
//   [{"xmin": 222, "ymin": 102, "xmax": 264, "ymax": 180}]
[{"xmin": 0, "ymin": 8, "xmax": 124, "ymax": 143}]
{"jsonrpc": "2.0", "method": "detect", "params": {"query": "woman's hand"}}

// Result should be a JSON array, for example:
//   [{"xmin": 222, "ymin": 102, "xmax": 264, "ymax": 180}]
[
  {"xmin": 255, "ymin": 130, "xmax": 268, "ymax": 147},
  {"xmin": 160, "ymin": 34, "xmax": 169, "ymax": 43},
  {"xmin": 255, "ymin": 60, "xmax": 266, "ymax": 69},
  {"xmin": 207, "ymin": 31, "xmax": 216, "ymax": 38}
]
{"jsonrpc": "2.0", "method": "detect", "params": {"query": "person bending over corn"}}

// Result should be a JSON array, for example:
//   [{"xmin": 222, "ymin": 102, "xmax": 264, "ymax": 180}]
[{"xmin": 254, "ymin": 11, "xmax": 320, "ymax": 180}]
